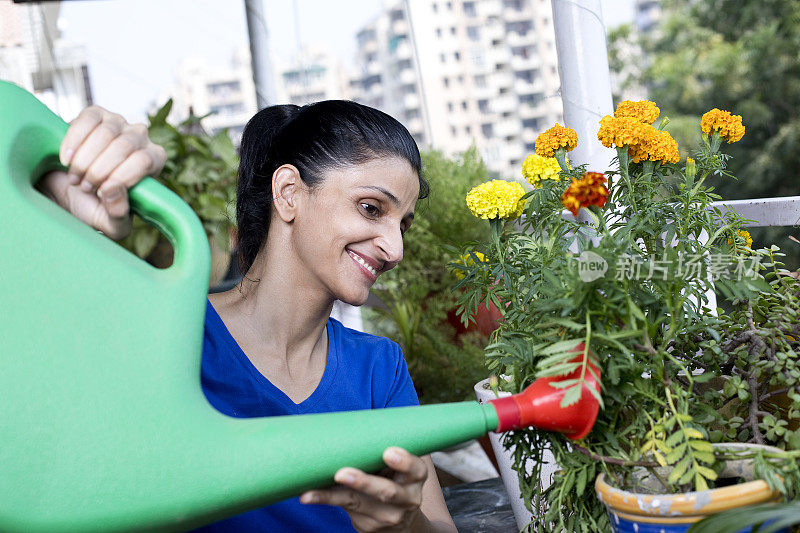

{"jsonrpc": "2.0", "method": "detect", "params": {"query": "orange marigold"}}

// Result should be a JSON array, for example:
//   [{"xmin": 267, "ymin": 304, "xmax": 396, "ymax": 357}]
[
  {"xmin": 701, "ymin": 108, "xmax": 745, "ymax": 143},
  {"xmin": 535, "ymin": 123, "xmax": 578, "ymax": 157},
  {"xmin": 597, "ymin": 116, "xmax": 651, "ymax": 149},
  {"xmin": 614, "ymin": 100, "xmax": 660, "ymax": 124},
  {"xmin": 561, "ymin": 172, "xmax": 609, "ymax": 217},
  {"xmin": 632, "ymin": 128, "xmax": 680, "ymax": 164}
]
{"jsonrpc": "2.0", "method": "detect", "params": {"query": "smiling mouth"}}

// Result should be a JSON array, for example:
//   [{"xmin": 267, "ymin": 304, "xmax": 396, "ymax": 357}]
[{"xmin": 347, "ymin": 250, "xmax": 379, "ymax": 278}]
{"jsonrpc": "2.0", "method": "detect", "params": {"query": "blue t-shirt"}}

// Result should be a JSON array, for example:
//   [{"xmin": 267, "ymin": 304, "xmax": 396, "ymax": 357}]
[{"xmin": 194, "ymin": 299, "xmax": 419, "ymax": 533}]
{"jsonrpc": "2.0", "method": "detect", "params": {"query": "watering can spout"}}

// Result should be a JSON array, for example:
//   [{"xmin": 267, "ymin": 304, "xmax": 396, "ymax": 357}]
[{"xmin": 489, "ymin": 346, "xmax": 602, "ymax": 440}]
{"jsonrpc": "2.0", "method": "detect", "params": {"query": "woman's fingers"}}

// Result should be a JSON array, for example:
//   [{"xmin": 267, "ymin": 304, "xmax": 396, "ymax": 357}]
[
  {"xmin": 301, "ymin": 486, "xmax": 408, "ymax": 531},
  {"xmin": 65, "ymin": 110, "xmax": 127, "ymax": 188},
  {"xmin": 82, "ymin": 126, "xmax": 147, "ymax": 192},
  {"xmin": 382, "ymin": 447, "xmax": 428, "ymax": 486},
  {"xmin": 60, "ymin": 106, "xmax": 105, "ymax": 168}
]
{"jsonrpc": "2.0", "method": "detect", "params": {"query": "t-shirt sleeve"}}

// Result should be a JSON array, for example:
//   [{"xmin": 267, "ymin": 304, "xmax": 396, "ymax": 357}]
[{"xmin": 383, "ymin": 342, "xmax": 420, "ymax": 408}]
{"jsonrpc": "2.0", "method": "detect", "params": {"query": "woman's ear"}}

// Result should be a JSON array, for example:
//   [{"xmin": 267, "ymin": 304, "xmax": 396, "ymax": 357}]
[{"xmin": 272, "ymin": 164, "xmax": 301, "ymax": 223}]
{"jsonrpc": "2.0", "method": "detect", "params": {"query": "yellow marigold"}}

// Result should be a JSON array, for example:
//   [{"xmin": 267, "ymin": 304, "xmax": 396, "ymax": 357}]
[
  {"xmin": 597, "ymin": 115, "xmax": 651, "ymax": 150},
  {"xmin": 614, "ymin": 100, "xmax": 660, "ymax": 124},
  {"xmin": 535, "ymin": 123, "xmax": 578, "ymax": 157},
  {"xmin": 561, "ymin": 172, "xmax": 609, "ymax": 217},
  {"xmin": 728, "ymin": 230, "xmax": 753, "ymax": 249},
  {"xmin": 453, "ymin": 251, "xmax": 485, "ymax": 280},
  {"xmin": 701, "ymin": 108, "xmax": 745, "ymax": 143},
  {"xmin": 634, "ymin": 128, "xmax": 680, "ymax": 164},
  {"xmin": 466, "ymin": 179, "xmax": 526, "ymax": 220},
  {"xmin": 522, "ymin": 154, "xmax": 564, "ymax": 187}
]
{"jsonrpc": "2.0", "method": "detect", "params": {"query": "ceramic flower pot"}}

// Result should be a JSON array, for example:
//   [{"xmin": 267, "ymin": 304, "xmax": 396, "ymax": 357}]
[
  {"xmin": 474, "ymin": 378, "xmax": 558, "ymax": 530},
  {"xmin": 595, "ymin": 443, "xmax": 787, "ymax": 533}
]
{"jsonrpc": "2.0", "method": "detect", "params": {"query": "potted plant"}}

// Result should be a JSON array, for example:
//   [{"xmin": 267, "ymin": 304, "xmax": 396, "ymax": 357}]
[
  {"xmin": 454, "ymin": 101, "xmax": 800, "ymax": 531},
  {"xmin": 120, "ymin": 100, "xmax": 239, "ymax": 287}
]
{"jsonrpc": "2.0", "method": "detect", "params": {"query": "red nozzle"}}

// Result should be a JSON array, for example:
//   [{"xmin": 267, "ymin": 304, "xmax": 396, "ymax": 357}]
[{"xmin": 488, "ymin": 343, "xmax": 601, "ymax": 440}]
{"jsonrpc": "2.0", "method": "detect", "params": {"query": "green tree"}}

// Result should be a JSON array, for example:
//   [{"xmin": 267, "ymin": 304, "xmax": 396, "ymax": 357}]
[{"xmin": 612, "ymin": 0, "xmax": 800, "ymax": 264}]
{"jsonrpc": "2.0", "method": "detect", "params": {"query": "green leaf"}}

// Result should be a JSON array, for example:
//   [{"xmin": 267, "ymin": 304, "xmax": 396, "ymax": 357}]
[
  {"xmin": 150, "ymin": 99, "xmax": 173, "ymax": 126},
  {"xmin": 668, "ymin": 455, "xmax": 691, "ymax": 485},
  {"xmin": 559, "ymin": 384, "xmax": 582, "ymax": 408}
]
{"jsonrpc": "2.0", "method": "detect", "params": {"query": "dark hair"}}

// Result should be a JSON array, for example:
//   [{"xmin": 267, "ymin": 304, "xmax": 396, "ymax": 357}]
[{"xmin": 236, "ymin": 100, "xmax": 428, "ymax": 275}]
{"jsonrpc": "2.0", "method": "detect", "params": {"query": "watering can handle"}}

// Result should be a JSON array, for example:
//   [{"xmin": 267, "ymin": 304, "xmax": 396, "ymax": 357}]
[{"xmin": 0, "ymin": 81, "xmax": 210, "ymax": 284}]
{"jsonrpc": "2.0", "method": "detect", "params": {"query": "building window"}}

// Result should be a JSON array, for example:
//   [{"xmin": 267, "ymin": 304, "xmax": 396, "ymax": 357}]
[
  {"xmin": 457, "ymin": 75, "xmax": 464, "ymax": 84},
  {"xmin": 443, "ymin": 77, "xmax": 450, "ymax": 88},
  {"xmin": 390, "ymin": 9, "xmax": 404, "ymax": 21},
  {"xmin": 450, "ymin": 26, "xmax": 456, "ymax": 36},
  {"xmin": 436, "ymin": 28, "xmax": 442, "ymax": 37},
  {"xmin": 446, "ymin": 1, "xmax": 452, "ymax": 10},
  {"xmin": 461, "ymin": 101, "xmax": 468, "ymax": 110},
  {"xmin": 525, "ymin": 142, "xmax": 536, "ymax": 152},
  {"xmin": 470, "ymin": 49, "xmax": 485, "ymax": 68},
  {"xmin": 474, "ymin": 75, "xmax": 487, "ymax": 87},
  {"xmin": 466, "ymin": 125, "xmax": 472, "ymax": 134},
  {"xmin": 207, "ymin": 80, "xmax": 241, "ymax": 96},
  {"xmin": 406, "ymin": 108, "xmax": 421, "ymax": 120},
  {"xmin": 448, "ymin": 102, "xmax": 454, "ymax": 112},
  {"xmin": 451, "ymin": 125, "xmax": 457, "ymax": 135},
  {"xmin": 478, "ymin": 99, "xmax": 489, "ymax": 112},
  {"xmin": 440, "ymin": 53, "xmax": 446, "ymax": 63},
  {"xmin": 463, "ymin": 1, "xmax": 476, "ymax": 16},
  {"xmin": 481, "ymin": 123, "xmax": 493, "ymax": 137},
  {"xmin": 523, "ymin": 118, "xmax": 541, "ymax": 130},
  {"xmin": 454, "ymin": 51, "xmax": 461, "ymax": 61},
  {"xmin": 467, "ymin": 26, "xmax": 480, "ymax": 41},
  {"xmin": 433, "ymin": 3, "xmax": 438, "ymax": 12}
]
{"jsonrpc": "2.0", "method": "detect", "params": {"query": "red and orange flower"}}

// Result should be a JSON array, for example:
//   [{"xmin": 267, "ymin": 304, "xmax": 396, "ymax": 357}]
[{"xmin": 561, "ymin": 172, "xmax": 609, "ymax": 217}]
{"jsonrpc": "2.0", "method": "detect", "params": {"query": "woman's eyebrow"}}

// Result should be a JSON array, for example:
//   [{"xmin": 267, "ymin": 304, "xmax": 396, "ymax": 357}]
[{"xmin": 357, "ymin": 185, "xmax": 400, "ymax": 206}]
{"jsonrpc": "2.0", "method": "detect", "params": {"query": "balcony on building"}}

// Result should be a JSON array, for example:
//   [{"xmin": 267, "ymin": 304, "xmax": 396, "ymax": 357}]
[{"xmin": 502, "ymin": 0, "xmax": 533, "ymax": 21}]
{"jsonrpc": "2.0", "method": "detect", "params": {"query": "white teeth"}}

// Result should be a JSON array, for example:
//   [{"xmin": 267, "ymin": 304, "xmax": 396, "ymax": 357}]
[{"xmin": 349, "ymin": 251, "xmax": 377, "ymax": 276}]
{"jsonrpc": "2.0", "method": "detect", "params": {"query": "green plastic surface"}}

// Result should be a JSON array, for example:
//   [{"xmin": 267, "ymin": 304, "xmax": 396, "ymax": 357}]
[{"xmin": 0, "ymin": 81, "xmax": 499, "ymax": 532}]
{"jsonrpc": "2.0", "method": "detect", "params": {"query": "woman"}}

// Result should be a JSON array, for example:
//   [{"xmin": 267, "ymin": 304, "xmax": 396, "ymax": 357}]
[{"xmin": 37, "ymin": 102, "xmax": 457, "ymax": 533}]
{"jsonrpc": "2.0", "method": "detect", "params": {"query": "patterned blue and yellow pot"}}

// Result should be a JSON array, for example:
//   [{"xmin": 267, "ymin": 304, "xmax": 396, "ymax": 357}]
[{"xmin": 595, "ymin": 443, "xmax": 787, "ymax": 533}]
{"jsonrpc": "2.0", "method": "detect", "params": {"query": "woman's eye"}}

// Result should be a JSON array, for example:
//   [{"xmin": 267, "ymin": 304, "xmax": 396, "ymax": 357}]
[{"xmin": 360, "ymin": 203, "xmax": 380, "ymax": 217}]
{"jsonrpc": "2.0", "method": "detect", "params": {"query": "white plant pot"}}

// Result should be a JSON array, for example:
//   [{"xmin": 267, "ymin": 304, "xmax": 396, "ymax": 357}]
[{"xmin": 474, "ymin": 378, "xmax": 558, "ymax": 531}]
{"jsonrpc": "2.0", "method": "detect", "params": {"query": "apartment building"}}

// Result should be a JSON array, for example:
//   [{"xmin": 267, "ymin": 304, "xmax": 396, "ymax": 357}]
[
  {"xmin": 351, "ymin": 0, "xmax": 564, "ymax": 180},
  {"xmin": 165, "ymin": 47, "xmax": 258, "ymax": 145},
  {"xmin": 0, "ymin": 0, "xmax": 93, "ymax": 121},
  {"xmin": 274, "ymin": 47, "xmax": 351, "ymax": 105}
]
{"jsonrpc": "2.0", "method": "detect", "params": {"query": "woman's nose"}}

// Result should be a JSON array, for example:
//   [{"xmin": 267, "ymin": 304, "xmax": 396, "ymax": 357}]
[{"xmin": 376, "ymin": 226, "xmax": 404, "ymax": 267}]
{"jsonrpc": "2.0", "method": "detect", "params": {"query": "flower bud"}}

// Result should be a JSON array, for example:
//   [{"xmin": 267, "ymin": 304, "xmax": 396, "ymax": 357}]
[{"xmin": 686, "ymin": 157, "xmax": 696, "ymax": 180}]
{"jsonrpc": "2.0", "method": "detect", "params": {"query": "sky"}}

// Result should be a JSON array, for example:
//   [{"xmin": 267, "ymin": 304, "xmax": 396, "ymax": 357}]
[{"xmin": 58, "ymin": 0, "xmax": 636, "ymax": 122}]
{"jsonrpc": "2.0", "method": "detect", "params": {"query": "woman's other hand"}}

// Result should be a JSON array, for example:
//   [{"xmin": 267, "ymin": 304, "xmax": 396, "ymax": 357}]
[
  {"xmin": 36, "ymin": 105, "xmax": 167, "ymax": 240},
  {"xmin": 300, "ymin": 447, "xmax": 457, "ymax": 532}
]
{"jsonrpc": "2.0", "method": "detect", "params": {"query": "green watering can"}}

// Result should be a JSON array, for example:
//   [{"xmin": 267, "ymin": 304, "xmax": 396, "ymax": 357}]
[{"xmin": 0, "ymin": 81, "xmax": 601, "ymax": 532}]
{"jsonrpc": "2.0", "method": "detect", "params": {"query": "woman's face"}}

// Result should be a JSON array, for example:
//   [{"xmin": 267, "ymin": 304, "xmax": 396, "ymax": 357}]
[{"xmin": 291, "ymin": 155, "xmax": 420, "ymax": 306}]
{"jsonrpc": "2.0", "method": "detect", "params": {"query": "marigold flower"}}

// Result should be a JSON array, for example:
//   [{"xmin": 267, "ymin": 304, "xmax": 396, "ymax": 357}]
[
  {"xmin": 636, "ymin": 129, "xmax": 680, "ymax": 164},
  {"xmin": 561, "ymin": 172, "xmax": 609, "ymax": 217},
  {"xmin": 535, "ymin": 123, "xmax": 578, "ymax": 157},
  {"xmin": 701, "ymin": 108, "xmax": 745, "ymax": 143},
  {"xmin": 598, "ymin": 116, "xmax": 679, "ymax": 164},
  {"xmin": 453, "ymin": 251, "xmax": 485, "ymax": 279},
  {"xmin": 466, "ymin": 179, "xmax": 526, "ymax": 220},
  {"xmin": 522, "ymin": 154, "xmax": 564, "ymax": 187},
  {"xmin": 614, "ymin": 100, "xmax": 660, "ymax": 124},
  {"xmin": 728, "ymin": 230, "xmax": 753, "ymax": 249},
  {"xmin": 597, "ymin": 116, "xmax": 651, "ymax": 150}
]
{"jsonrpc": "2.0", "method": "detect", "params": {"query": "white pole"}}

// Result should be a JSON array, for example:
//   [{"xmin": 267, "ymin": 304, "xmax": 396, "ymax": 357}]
[
  {"xmin": 245, "ymin": 0, "xmax": 276, "ymax": 109},
  {"xmin": 551, "ymin": 0, "xmax": 615, "ymax": 171}
]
